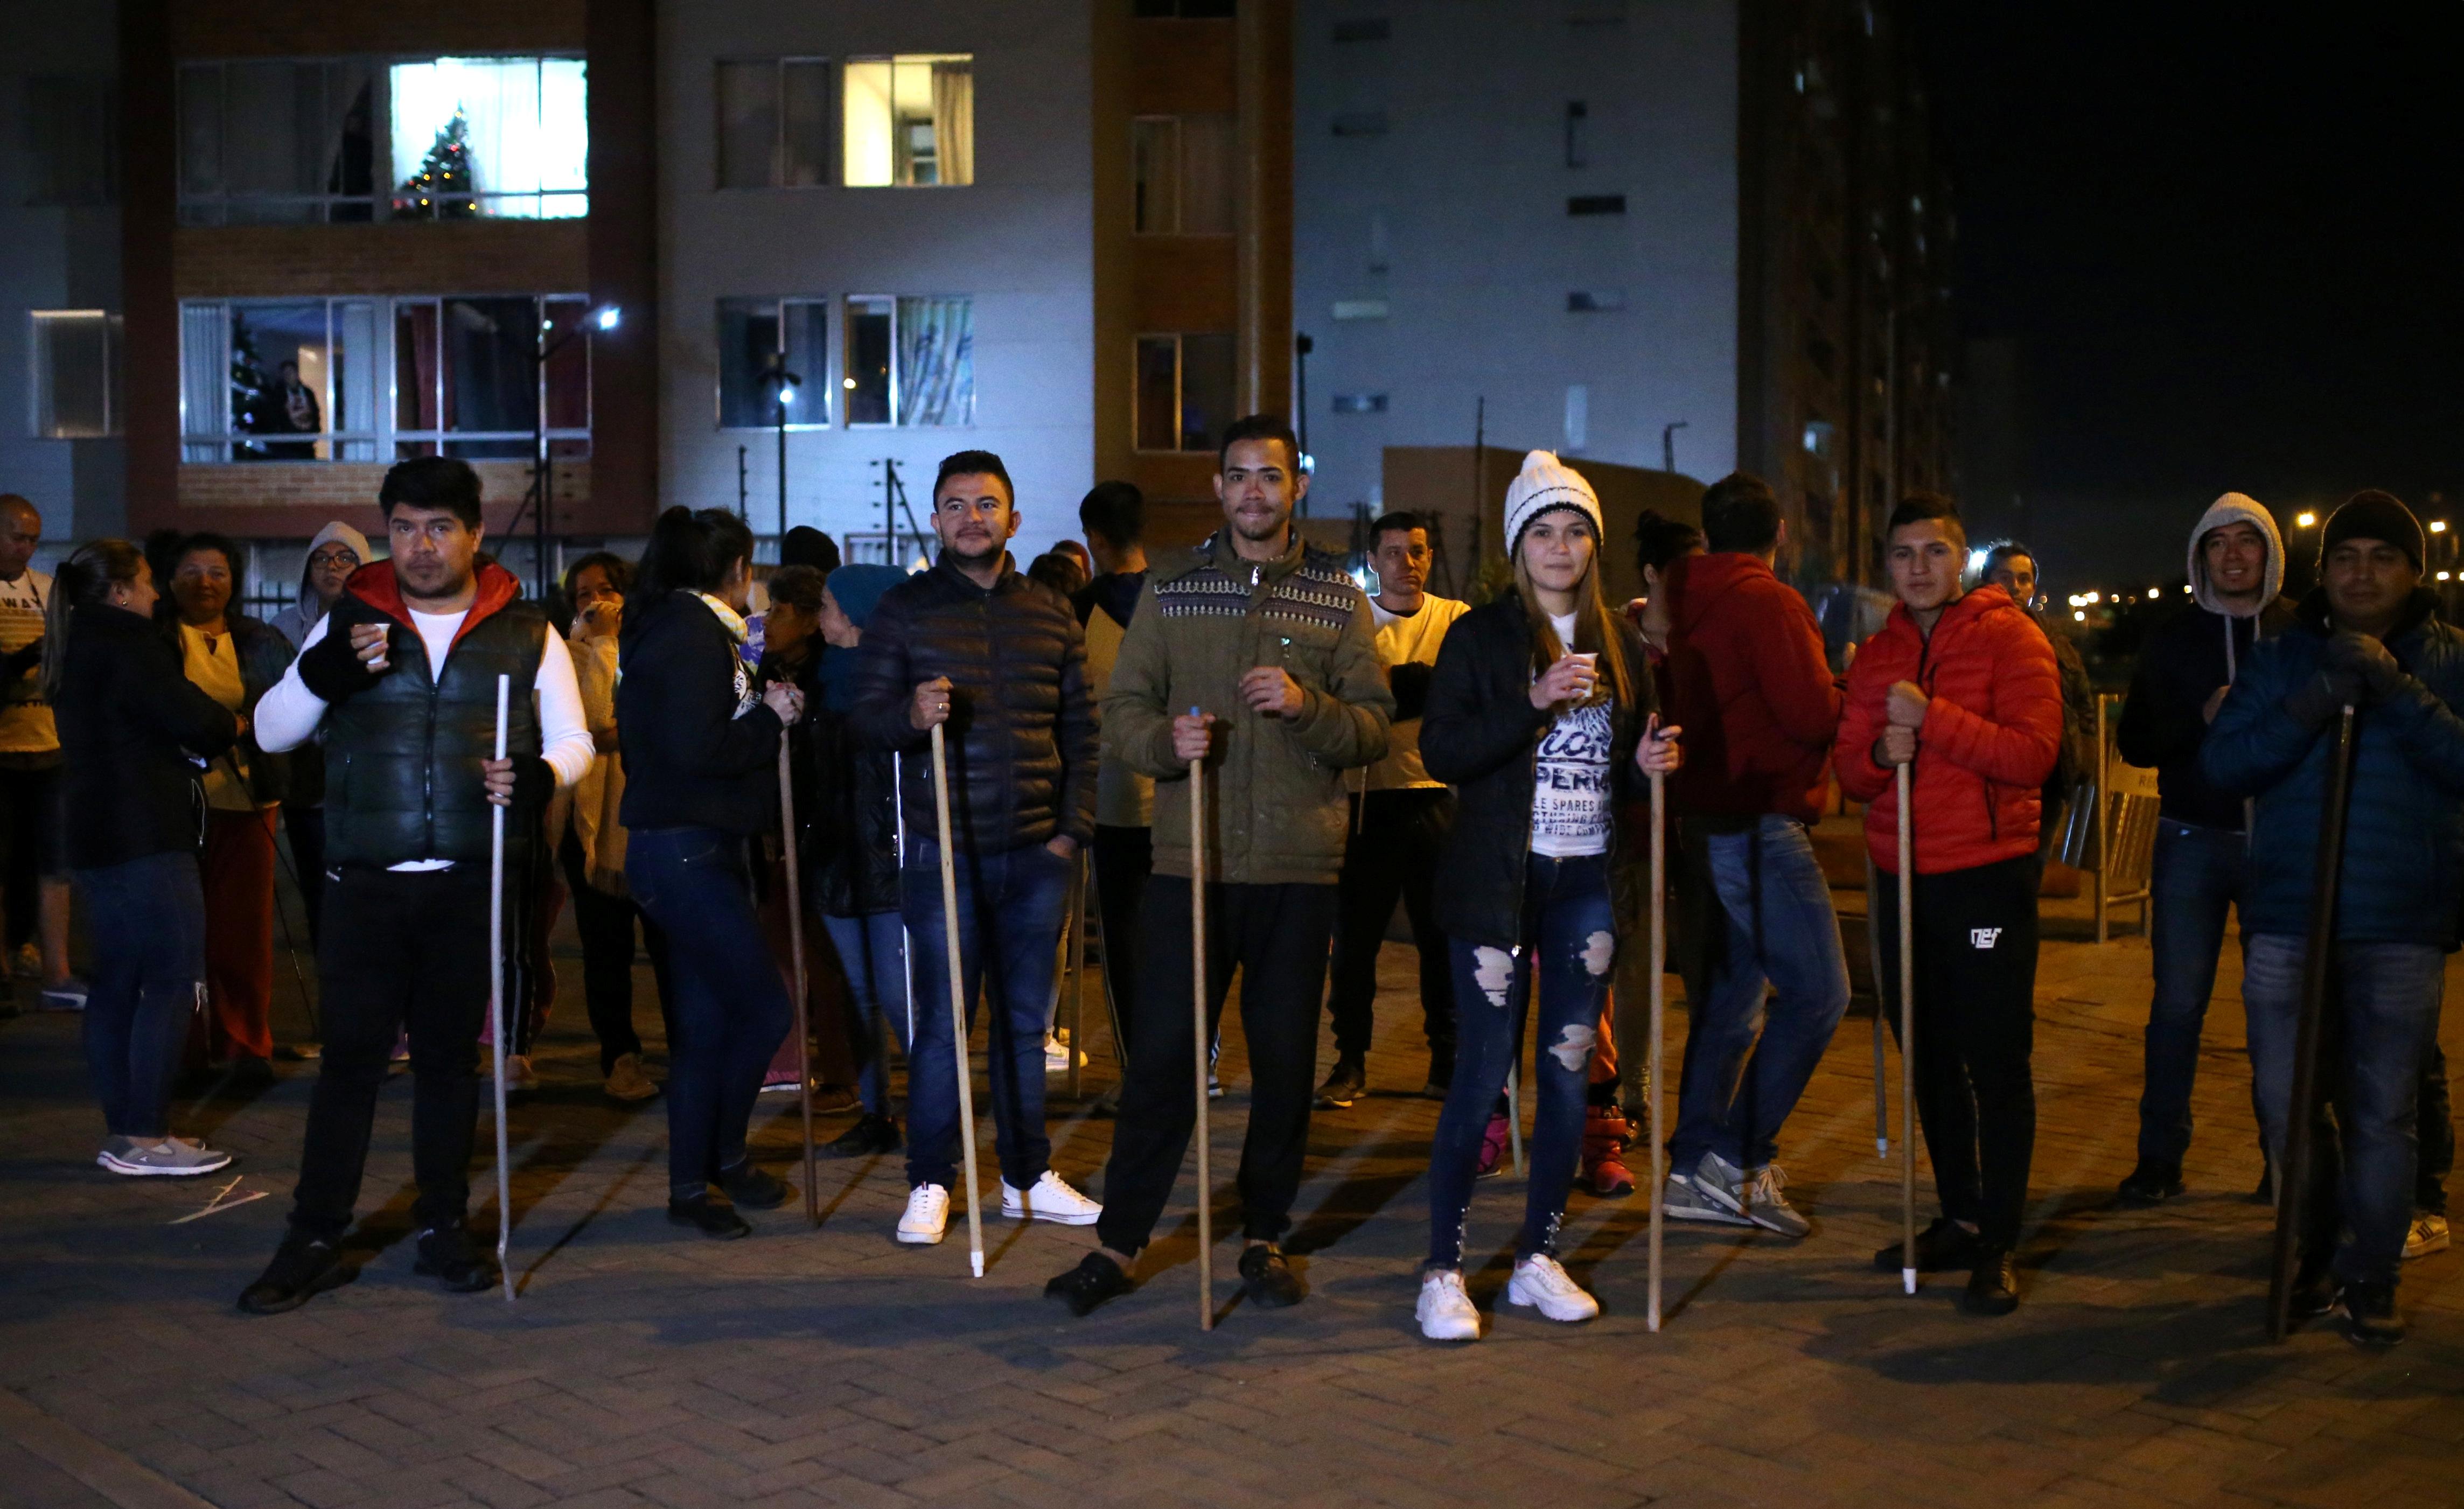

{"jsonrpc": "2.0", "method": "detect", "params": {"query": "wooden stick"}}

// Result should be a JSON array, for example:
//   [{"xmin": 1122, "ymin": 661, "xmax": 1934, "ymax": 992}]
[
  {"xmin": 778, "ymin": 739, "xmax": 817, "ymax": 1227},
  {"xmin": 1069, "ymin": 851, "xmax": 1088, "ymax": 1101},
  {"xmin": 1896, "ymin": 760, "xmax": 1917, "ymax": 1296},
  {"xmin": 1190, "ymin": 710, "xmax": 1214, "ymax": 1330},
  {"xmin": 1646, "ymin": 767, "xmax": 1667, "ymax": 1333},
  {"xmin": 488, "ymin": 675, "xmax": 514, "ymax": 1302},
  {"xmin": 1866, "ymin": 855, "xmax": 1888, "ymax": 1156},
  {"xmin": 930, "ymin": 725, "xmax": 986, "ymax": 1277}
]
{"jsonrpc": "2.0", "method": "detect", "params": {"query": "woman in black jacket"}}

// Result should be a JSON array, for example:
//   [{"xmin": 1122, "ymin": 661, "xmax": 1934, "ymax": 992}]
[
  {"xmin": 618, "ymin": 508, "xmax": 806, "ymax": 1237},
  {"xmin": 45, "ymin": 541, "xmax": 241, "ymax": 1176},
  {"xmin": 1413, "ymin": 452, "xmax": 1681, "ymax": 1340}
]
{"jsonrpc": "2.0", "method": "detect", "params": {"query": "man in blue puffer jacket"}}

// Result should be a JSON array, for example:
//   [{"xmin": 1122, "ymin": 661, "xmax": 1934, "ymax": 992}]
[{"xmin": 2204, "ymin": 490, "xmax": 2464, "ymax": 1348}]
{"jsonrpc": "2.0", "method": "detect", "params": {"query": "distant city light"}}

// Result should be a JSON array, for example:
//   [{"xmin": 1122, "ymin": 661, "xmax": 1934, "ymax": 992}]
[
  {"xmin": 2435, "ymin": 520, "xmax": 2450, "ymax": 534},
  {"xmin": 596, "ymin": 305, "xmax": 622, "ymax": 331},
  {"xmin": 843, "ymin": 378, "xmax": 857, "ymax": 389},
  {"xmin": 2297, "ymin": 511, "xmax": 2318, "ymax": 527},
  {"xmin": 2084, "ymin": 591, "xmax": 2100, "ymax": 604},
  {"xmin": 2182, "ymin": 585, "xmax": 2193, "ymax": 594},
  {"xmin": 2442, "ymin": 571, "xmax": 2454, "ymax": 582},
  {"xmin": 2074, "ymin": 610, "xmax": 2086, "ymax": 621}
]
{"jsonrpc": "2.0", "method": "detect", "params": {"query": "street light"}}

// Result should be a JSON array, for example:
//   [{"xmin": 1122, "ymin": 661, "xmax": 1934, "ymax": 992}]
[
  {"xmin": 2295, "ymin": 511, "xmax": 2318, "ymax": 528},
  {"xmin": 766, "ymin": 352, "xmax": 804, "ymax": 543},
  {"xmin": 516, "ymin": 302, "xmax": 621, "ymax": 605}
]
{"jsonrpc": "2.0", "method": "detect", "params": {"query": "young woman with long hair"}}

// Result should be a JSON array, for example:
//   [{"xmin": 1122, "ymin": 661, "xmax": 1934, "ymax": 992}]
[
  {"xmin": 617, "ymin": 507, "xmax": 807, "ymax": 1237},
  {"xmin": 46, "ymin": 541, "xmax": 242, "ymax": 1173},
  {"xmin": 1414, "ymin": 451, "xmax": 1682, "ymax": 1340}
]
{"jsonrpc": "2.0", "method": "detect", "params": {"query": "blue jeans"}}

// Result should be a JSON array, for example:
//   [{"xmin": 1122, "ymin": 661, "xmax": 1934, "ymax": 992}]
[
  {"xmin": 2243, "ymin": 933, "xmax": 2446, "ymax": 1286},
  {"xmin": 75, "ymin": 851, "xmax": 207, "ymax": 1138},
  {"xmin": 2138, "ymin": 821, "xmax": 2260, "ymax": 1165},
  {"xmin": 1427, "ymin": 854, "xmax": 1614, "ymax": 1269},
  {"xmin": 1670, "ymin": 816, "xmax": 1851, "ymax": 1172},
  {"xmin": 899, "ymin": 841, "xmax": 1073, "ymax": 1191},
  {"xmin": 822, "ymin": 911, "xmax": 910, "ymax": 1117},
  {"xmin": 626, "ymin": 827, "xmax": 796, "ymax": 1200}
]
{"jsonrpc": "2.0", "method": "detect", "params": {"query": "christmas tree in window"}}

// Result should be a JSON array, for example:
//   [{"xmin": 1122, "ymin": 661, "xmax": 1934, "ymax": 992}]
[{"xmin": 393, "ymin": 109, "xmax": 478, "ymax": 220}]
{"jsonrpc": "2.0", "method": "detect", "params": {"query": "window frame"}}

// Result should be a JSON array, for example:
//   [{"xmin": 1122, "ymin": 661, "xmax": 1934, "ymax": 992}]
[
  {"xmin": 175, "ymin": 293, "xmax": 592, "ymax": 465},
  {"xmin": 841, "ymin": 54, "xmax": 974, "ymax": 189},
  {"xmin": 714, "ymin": 57, "xmax": 833, "ymax": 191},
  {"xmin": 27, "ymin": 310, "xmax": 120, "ymax": 440},
  {"xmin": 1132, "ymin": 331, "xmax": 1237, "ymax": 455},
  {"xmin": 716, "ymin": 296, "xmax": 833, "ymax": 431},
  {"xmin": 842, "ymin": 295, "xmax": 900, "ymax": 428}
]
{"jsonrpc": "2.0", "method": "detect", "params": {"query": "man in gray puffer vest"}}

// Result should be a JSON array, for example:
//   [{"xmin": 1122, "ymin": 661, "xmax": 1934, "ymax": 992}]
[{"xmin": 234, "ymin": 459, "xmax": 594, "ymax": 1314}]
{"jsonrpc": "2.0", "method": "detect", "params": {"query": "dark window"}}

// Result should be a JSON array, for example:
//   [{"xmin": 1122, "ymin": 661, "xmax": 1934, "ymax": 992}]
[
  {"xmin": 716, "ymin": 59, "xmax": 831, "ymax": 189},
  {"xmin": 717, "ymin": 298, "xmax": 828, "ymax": 429},
  {"xmin": 24, "ymin": 76, "xmax": 117, "ymax": 206},
  {"xmin": 1567, "ymin": 194, "xmax": 1624, "ymax": 215},
  {"xmin": 1332, "ymin": 18, "xmax": 1390, "ymax": 41},
  {"xmin": 1134, "ymin": 333, "xmax": 1237, "ymax": 452}
]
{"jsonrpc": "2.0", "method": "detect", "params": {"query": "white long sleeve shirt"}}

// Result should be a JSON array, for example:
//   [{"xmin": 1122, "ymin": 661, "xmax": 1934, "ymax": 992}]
[{"xmin": 256, "ymin": 607, "xmax": 594, "ymax": 871}]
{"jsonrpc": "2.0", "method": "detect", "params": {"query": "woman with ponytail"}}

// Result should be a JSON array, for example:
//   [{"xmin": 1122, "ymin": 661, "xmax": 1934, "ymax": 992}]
[
  {"xmin": 47, "ymin": 541, "xmax": 242, "ymax": 1175},
  {"xmin": 617, "ymin": 507, "xmax": 807, "ymax": 1237},
  {"xmin": 1411, "ymin": 452, "xmax": 1683, "ymax": 1340}
]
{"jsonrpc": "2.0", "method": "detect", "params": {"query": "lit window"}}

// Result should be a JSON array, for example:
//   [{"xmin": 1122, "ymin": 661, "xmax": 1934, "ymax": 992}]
[
  {"xmin": 1134, "ymin": 333, "xmax": 1236, "ymax": 452},
  {"xmin": 388, "ymin": 58, "xmax": 588, "ymax": 219},
  {"xmin": 30, "ymin": 311, "xmax": 119, "ymax": 439},
  {"xmin": 179, "ymin": 300, "xmax": 377, "ymax": 462},
  {"xmin": 178, "ymin": 60, "xmax": 378, "ymax": 225},
  {"xmin": 1133, "ymin": 115, "xmax": 1236, "ymax": 233},
  {"xmin": 717, "ymin": 298, "xmax": 828, "ymax": 429},
  {"xmin": 843, "ymin": 297, "xmax": 975, "ymax": 427},
  {"xmin": 843, "ymin": 56, "xmax": 973, "ymax": 187},
  {"xmin": 716, "ymin": 59, "xmax": 830, "ymax": 188}
]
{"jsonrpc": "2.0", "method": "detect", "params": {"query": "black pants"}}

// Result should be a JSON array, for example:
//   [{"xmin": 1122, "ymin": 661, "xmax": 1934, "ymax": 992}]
[
  {"xmin": 284, "ymin": 806, "xmax": 326, "ymax": 945},
  {"xmin": 0, "ymin": 761, "xmax": 62, "ymax": 951},
  {"xmin": 1091, "ymin": 824, "xmax": 1151, "ymax": 1058},
  {"xmin": 1872, "ymin": 853, "xmax": 2040, "ymax": 1249},
  {"xmin": 1328, "ymin": 788, "xmax": 1456, "ymax": 1074},
  {"xmin": 559, "ymin": 829, "xmax": 673, "ymax": 1074},
  {"xmin": 2420, "ymin": 1040, "xmax": 2453, "ymax": 1216},
  {"xmin": 288, "ymin": 865, "xmax": 499, "ymax": 1242},
  {"xmin": 1095, "ymin": 877, "xmax": 1337, "ymax": 1253}
]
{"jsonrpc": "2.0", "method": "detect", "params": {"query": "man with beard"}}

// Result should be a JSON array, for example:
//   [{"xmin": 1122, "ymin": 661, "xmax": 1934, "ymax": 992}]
[
  {"xmin": 1044, "ymin": 414, "xmax": 1394, "ymax": 1318},
  {"xmin": 234, "ymin": 458, "xmax": 593, "ymax": 1311},
  {"xmin": 850, "ymin": 450, "xmax": 1103, "ymax": 1244}
]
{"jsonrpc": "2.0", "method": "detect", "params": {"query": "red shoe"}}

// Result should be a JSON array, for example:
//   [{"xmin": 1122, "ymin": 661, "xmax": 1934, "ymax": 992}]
[
  {"xmin": 1476, "ymin": 1112, "xmax": 1510, "ymax": 1178},
  {"xmin": 1582, "ymin": 1106, "xmax": 1636, "ymax": 1197}
]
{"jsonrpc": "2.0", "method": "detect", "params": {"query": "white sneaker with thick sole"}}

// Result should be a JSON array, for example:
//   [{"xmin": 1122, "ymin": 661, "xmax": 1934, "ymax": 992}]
[
  {"xmin": 1044, "ymin": 1033, "xmax": 1084, "ymax": 1071},
  {"xmin": 1002, "ymin": 1170, "xmax": 1102, "ymax": 1225},
  {"xmin": 102, "ymin": 1138, "xmax": 234, "ymax": 1177},
  {"xmin": 2405, "ymin": 1212, "xmax": 2451, "ymax": 1260},
  {"xmin": 897, "ymin": 1183, "xmax": 951, "ymax": 1244},
  {"xmin": 1505, "ymin": 1254, "xmax": 1599, "ymax": 1323},
  {"xmin": 1416, "ymin": 1269, "xmax": 1481, "ymax": 1340}
]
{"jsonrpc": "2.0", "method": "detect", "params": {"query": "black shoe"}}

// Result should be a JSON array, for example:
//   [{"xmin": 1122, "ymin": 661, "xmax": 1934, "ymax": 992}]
[
  {"xmin": 1960, "ymin": 1245, "xmax": 2021, "ymax": 1316},
  {"xmin": 237, "ymin": 1233, "xmax": 354, "ymax": 1315},
  {"xmin": 1314, "ymin": 1057, "xmax": 1365, "ymax": 1109},
  {"xmin": 2252, "ymin": 1163, "xmax": 2276, "ymax": 1205},
  {"xmin": 2289, "ymin": 1254, "xmax": 2337, "ymax": 1322},
  {"xmin": 412, "ymin": 1224, "xmax": 500, "ymax": 1294},
  {"xmin": 667, "ymin": 1193, "xmax": 751, "ymax": 1239},
  {"xmin": 1238, "ymin": 1243, "xmax": 1306, "ymax": 1308},
  {"xmin": 1045, "ymin": 1252, "xmax": 1133, "ymax": 1317},
  {"xmin": 825, "ymin": 1113, "xmax": 902, "ymax": 1159},
  {"xmin": 718, "ymin": 1161, "xmax": 793, "ymax": 1210},
  {"xmin": 1425, "ymin": 1054, "xmax": 1455, "ymax": 1099},
  {"xmin": 1873, "ymin": 1217, "xmax": 1984, "ymax": 1274},
  {"xmin": 2336, "ymin": 1279, "xmax": 2406, "ymax": 1346},
  {"xmin": 2117, "ymin": 1159, "xmax": 2185, "ymax": 1206}
]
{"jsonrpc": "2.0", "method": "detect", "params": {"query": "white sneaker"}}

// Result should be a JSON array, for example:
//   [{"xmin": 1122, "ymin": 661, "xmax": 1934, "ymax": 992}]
[
  {"xmin": 1002, "ymin": 1170, "xmax": 1102, "ymax": 1225},
  {"xmin": 897, "ymin": 1183, "xmax": 951, "ymax": 1244},
  {"xmin": 1044, "ymin": 1033, "xmax": 1085, "ymax": 1071},
  {"xmin": 101, "ymin": 1138, "xmax": 234, "ymax": 1177},
  {"xmin": 1416, "ymin": 1269, "xmax": 1481, "ymax": 1341},
  {"xmin": 503, "ymin": 1054, "xmax": 540, "ymax": 1092},
  {"xmin": 1505, "ymin": 1254, "xmax": 1599, "ymax": 1323}
]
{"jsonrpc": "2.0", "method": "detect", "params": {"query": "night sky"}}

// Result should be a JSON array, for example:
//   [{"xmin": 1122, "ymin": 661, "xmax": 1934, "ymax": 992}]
[{"xmin": 1914, "ymin": 2, "xmax": 2464, "ymax": 596}]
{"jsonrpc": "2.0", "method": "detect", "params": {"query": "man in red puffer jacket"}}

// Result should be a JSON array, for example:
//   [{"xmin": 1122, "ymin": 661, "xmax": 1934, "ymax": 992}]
[{"xmin": 1837, "ymin": 492, "xmax": 2062, "ymax": 1318}]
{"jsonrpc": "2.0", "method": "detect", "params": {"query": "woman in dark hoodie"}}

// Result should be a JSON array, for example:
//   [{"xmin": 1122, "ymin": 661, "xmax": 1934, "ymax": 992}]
[
  {"xmin": 46, "ymin": 541, "xmax": 241, "ymax": 1175},
  {"xmin": 618, "ymin": 507, "xmax": 806, "ymax": 1237}
]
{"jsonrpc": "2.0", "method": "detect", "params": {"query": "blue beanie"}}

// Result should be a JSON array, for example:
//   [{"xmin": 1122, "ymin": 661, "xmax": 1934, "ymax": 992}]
[{"xmin": 824, "ymin": 563, "xmax": 902, "ymax": 631}]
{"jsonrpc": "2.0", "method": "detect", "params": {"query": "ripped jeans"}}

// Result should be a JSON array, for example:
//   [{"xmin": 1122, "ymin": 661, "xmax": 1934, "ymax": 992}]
[{"xmin": 1427, "ymin": 853, "xmax": 1615, "ymax": 1270}]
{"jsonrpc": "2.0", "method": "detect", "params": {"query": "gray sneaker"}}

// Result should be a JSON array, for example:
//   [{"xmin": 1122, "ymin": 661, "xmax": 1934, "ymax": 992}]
[
  {"xmin": 1686, "ymin": 1151, "xmax": 1811, "ymax": 1239},
  {"xmin": 1663, "ymin": 1166, "xmax": 1755, "ymax": 1227},
  {"xmin": 94, "ymin": 1135, "xmax": 132, "ymax": 1169},
  {"xmin": 102, "ymin": 1138, "xmax": 233, "ymax": 1177}
]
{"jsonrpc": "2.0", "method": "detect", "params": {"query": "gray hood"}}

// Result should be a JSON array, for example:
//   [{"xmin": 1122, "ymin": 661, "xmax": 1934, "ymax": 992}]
[{"xmin": 2186, "ymin": 493, "xmax": 2283, "ymax": 617}]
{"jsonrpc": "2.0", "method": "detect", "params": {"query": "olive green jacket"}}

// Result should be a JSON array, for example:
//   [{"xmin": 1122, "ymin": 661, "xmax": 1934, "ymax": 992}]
[{"xmin": 1104, "ymin": 528, "xmax": 1394, "ymax": 885}]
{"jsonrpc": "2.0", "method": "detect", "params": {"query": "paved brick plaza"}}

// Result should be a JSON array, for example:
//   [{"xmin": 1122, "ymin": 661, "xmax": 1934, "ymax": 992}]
[{"xmin": 3, "ymin": 873, "xmax": 2459, "ymax": 1509}]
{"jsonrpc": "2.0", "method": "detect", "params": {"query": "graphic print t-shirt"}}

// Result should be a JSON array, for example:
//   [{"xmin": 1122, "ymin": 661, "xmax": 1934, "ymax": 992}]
[
  {"xmin": 1530, "ymin": 611, "xmax": 1612, "ymax": 857},
  {"xmin": 0, "ymin": 569, "xmax": 54, "ymax": 756}
]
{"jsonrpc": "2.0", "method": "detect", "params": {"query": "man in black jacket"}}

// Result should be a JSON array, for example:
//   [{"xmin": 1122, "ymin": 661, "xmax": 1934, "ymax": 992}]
[
  {"xmin": 234, "ymin": 458, "xmax": 594, "ymax": 1312},
  {"xmin": 2113, "ymin": 493, "xmax": 2295, "ymax": 1204},
  {"xmin": 851, "ymin": 450, "xmax": 1102, "ymax": 1246}
]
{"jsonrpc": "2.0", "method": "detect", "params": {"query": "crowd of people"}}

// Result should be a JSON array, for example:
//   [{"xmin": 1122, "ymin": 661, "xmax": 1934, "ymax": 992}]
[{"xmin": 12, "ymin": 408, "xmax": 2459, "ymax": 1349}]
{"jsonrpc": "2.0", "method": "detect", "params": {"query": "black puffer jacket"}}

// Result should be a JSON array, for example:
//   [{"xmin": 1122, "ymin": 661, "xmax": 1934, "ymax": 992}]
[
  {"xmin": 1421, "ymin": 590, "xmax": 1656, "ymax": 951},
  {"xmin": 56, "ymin": 602, "xmax": 240, "ymax": 870},
  {"xmin": 617, "ymin": 591, "xmax": 784, "ymax": 836},
  {"xmin": 849, "ymin": 555, "xmax": 1097, "ymax": 861}
]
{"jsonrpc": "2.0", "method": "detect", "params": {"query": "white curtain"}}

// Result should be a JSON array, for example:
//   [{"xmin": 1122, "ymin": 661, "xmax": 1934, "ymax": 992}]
[
  {"xmin": 898, "ymin": 297, "xmax": 974, "ymax": 427},
  {"xmin": 931, "ymin": 63, "xmax": 974, "ymax": 186},
  {"xmin": 180, "ymin": 303, "xmax": 229, "ymax": 459}
]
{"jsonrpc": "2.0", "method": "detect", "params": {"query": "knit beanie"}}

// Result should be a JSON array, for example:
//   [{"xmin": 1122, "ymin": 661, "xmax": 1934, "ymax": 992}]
[
  {"xmin": 2321, "ymin": 490, "xmax": 2425, "ymax": 573},
  {"xmin": 1503, "ymin": 450, "xmax": 1604, "ymax": 555}
]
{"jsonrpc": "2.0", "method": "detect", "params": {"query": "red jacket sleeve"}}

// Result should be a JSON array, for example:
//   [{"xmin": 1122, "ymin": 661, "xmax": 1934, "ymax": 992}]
[
  {"xmin": 1748, "ymin": 581, "xmax": 1845, "ymax": 749},
  {"xmin": 1834, "ymin": 649, "xmax": 1893, "ymax": 803},
  {"xmin": 1921, "ymin": 614, "xmax": 2063, "ymax": 788}
]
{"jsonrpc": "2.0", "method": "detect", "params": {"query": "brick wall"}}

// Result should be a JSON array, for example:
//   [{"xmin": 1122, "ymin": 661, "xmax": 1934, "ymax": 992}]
[
  {"xmin": 175, "ymin": 223, "xmax": 590, "ymax": 299},
  {"xmin": 170, "ymin": 1, "xmax": 585, "ymax": 57},
  {"xmin": 170, "ymin": 460, "xmax": 591, "ymax": 542}
]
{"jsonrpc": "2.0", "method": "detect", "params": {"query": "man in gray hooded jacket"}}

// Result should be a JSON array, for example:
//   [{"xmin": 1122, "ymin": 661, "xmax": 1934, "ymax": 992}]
[{"xmin": 2113, "ymin": 494, "xmax": 2294, "ymax": 1203}]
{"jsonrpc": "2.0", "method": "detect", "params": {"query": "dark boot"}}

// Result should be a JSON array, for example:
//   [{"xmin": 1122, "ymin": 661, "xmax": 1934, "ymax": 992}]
[{"xmin": 1960, "ymin": 1245, "xmax": 2021, "ymax": 1316}]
